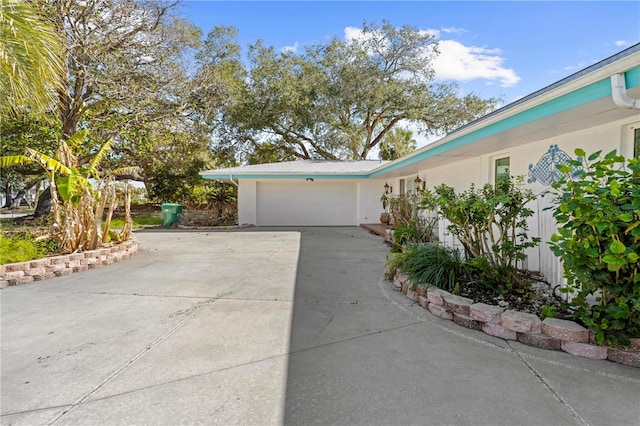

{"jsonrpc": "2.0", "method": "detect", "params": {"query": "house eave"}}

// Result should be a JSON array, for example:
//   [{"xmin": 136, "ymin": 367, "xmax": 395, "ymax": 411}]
[
  {"xmin": 369, "ymin": 53, "xmax": 640, "ymax": 179},
  {"xmin": 200, "ymin": 172, "xmax": 372, "ymax": 181}
]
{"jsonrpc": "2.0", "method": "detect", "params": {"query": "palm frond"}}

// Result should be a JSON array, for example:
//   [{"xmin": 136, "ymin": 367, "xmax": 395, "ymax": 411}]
[
  {"xmin": 25, "ymin": 148, "xmax": 72, "ymax": 175},
  {"xmin": 67, "ymin": 129, "xmax": 89, "ymax": 150},
  {"xmin": 0, "ymin": 155, "xmax": 33, "ymax": 168},
  {"xmin": 109, "ymin": 166, "xmax": 142, "ymax": 178},
  {"xmin": 87, "ymin": 138, "xmax": 114, "ymax": 179},
  {"xmin": 0, "ymin": 0, "xmax": 64, "ymax": 119},
  {"xmin": 57, "ymin": 174, "xmax": 89, "ymax": 203}
]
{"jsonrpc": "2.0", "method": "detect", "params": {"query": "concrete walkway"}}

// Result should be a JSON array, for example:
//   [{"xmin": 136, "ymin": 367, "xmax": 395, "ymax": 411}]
[{"xmin": 1, "ymin": 227, "xmax": 639, "ymax": 425}]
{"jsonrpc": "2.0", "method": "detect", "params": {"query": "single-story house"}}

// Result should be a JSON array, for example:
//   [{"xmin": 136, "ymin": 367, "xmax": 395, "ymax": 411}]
[{"xmin": 201, "ymin": 43, "xmax": 640, "ymax": 286}]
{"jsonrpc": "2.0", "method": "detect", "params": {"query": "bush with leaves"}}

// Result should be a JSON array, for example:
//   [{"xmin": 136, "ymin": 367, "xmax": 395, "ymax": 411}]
[
  {"xmin": 394, "ymin": 217, "xmax": 438, "ymax": 250},
  {"xmin": 0, "ymin": 130, "xmax": 138, "ymax": 253},
  {"xmin": 388, "ymin": 194, "xmax": 413, "ymax": 227},
  {"xmin": 419, "ymin": 176, "xmax": 540, "ymax": 293},
  {"xmin": 549, "ymin": 149, "xmax": 640, "ymax": 346},
  {"xmin": 387, "ymin": 243, "xmax": 467, "ymax": 293},
  {"xmin": 0, "ymin": 233, "xmax": 58, "ymax": 265}
]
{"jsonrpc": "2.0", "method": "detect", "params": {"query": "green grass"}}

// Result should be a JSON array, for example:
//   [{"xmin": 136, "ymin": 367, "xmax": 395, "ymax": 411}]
[
  {"xmin": 109, "ymin": 214, "xmax": 163, "ymax": 230},
  {"xmin": 0, "ymin": 234, "xmax": 58, "ymax": 265}
]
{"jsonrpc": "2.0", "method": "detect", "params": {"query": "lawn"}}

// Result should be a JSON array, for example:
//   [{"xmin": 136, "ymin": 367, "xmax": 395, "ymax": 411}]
[
  {"xmin": 0, "ymin": 208, "xmax": 163, "ymax": 265},
  {"xmin": 109, "ymin": 214, "xmax": 163, "ymax": 230}
]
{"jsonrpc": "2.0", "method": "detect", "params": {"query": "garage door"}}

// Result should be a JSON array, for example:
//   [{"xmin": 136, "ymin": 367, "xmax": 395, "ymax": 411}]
[{"xmin": 257, "ymin": 181, "xmax": 358, "ymax": 226}]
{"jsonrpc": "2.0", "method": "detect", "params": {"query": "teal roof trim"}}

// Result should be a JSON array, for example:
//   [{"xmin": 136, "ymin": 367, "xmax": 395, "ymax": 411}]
[
  {"xmin": 627, "ymin": 66, "xmax": 640, "ymax": 87},
  {"xmin": 370, "ymin": 68, "xmax": 639, "ymax": 177}
]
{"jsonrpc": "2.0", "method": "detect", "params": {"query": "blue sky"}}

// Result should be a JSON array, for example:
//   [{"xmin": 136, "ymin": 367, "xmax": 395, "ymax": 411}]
[
  {"xmin": 180, "ymin": 1, "xmax": 639, "ymax": 147},
  {"xmin": 181, "ymin": 1, "xmax": 639, "ymax": 102}
]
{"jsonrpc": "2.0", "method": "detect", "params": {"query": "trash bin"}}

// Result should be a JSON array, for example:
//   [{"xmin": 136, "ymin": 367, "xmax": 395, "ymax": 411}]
[{"xmin": 161, "ymin": 203, "xmax": 183, "ymax": 228}]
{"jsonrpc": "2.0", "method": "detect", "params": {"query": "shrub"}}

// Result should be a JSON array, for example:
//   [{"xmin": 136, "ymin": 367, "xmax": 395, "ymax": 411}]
[
  {"xmin": 549, "ymin": 149, "xmax": 640, "ymax": 346},
  {"xmin": 465, "ymin": 255, "xmax": 533, "ymax": 297},
  {"xmin": 0, "ymin": 233, "xmax": 58, "ymax": 264},
  {"xmin": 394, "ymin": 217, "xmax": 437, "ymax": 248},
  {"xmin": 420, "ymin": 176, "xmax": 540, "ymax": 290},
  {"xmin": 388, "ymin": 194, "xmax": 413, "ymax": 227},
  {"xmin": 387, "ymin": 243, "xmax": 466, "ymax": 292}
]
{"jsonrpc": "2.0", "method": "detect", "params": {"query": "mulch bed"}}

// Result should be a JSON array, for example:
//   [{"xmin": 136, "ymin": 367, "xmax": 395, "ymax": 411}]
[{"xmin": 457, "ymin": 273, "xmax": 575, "ymax": 320}]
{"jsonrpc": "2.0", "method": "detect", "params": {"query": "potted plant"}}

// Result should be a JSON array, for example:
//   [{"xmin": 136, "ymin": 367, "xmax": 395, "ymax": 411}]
[{"xmin": 380, "ymin": 197, "xmax": 391, "ymax": 224}]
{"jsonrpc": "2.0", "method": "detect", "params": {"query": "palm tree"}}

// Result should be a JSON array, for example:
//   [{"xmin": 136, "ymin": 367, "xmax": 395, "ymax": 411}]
[
  {"xmin": 379, "ymin": 128, "xmax": 417, "ymax": 160},
  {"xmin": 0, "ymin": 0, "xmax": 64, "ymax": 119},
  {"xmin": 1, "ymin": 130, "xmax": 139, "ymax": 253}
]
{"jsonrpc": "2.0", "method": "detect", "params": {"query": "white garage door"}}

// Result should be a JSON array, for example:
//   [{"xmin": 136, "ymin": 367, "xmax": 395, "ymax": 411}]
[{"xmin": 257, "ymin": 181, "xmax": 358, "ymax": 226}]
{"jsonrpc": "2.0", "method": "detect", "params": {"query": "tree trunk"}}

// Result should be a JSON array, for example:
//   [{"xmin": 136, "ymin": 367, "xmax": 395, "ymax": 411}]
[
  {"xmin": 3, "ymin": 183, "xmax": 12, "ymax": 208},
  {"xmin": 34, "ymin": 187, "xmax": 53, "ymax": 218},
  {"xmin": 10, "ymin": 196, "xmax": 23, "ymax": 209}
]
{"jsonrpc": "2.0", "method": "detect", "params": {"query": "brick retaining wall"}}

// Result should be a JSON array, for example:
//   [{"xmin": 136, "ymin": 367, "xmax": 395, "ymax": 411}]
[
  {"xmin": 0, "ymin": 239, "xmax": 139, "ymax": 289},
  {"xmin": 393, "ymin": 273, "xmax": 640, "ymax": 368}
]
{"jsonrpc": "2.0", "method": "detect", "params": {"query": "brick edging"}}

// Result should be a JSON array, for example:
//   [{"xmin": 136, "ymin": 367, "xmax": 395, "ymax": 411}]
[
  {"xmin": 392, "ymin": 273, "xmax": 639, "ymax": 368},
  {"xmin": 0, "ymin": 239, "xmax": 140, "ymax": 289}
]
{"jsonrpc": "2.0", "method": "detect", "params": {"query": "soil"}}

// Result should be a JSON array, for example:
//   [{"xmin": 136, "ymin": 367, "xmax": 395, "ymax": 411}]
[{"xmin": 456, "ymin": 271, "xmax": 575, "ymax": 320}]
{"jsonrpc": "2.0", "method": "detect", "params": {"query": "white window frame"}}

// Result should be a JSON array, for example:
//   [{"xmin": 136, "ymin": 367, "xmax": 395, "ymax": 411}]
[{"xmin": 494, "ymin": 156, "xmax": 510, "ymax": 185}]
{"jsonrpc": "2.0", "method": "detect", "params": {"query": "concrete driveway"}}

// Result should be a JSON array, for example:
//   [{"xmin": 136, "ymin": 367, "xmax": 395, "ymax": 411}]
[{"xmin": 1, "ymin": 227, "xmax": 639, "ymax": 426}]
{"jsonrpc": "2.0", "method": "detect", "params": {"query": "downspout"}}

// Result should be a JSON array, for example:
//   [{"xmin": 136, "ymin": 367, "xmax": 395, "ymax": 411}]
[
  {"xmin": 610, "ymin": 73, "xmax": 640, "ymax": 109},
  {"xmin": 229, "ymin": 174, "xmax": 238, "ymax": 187}
]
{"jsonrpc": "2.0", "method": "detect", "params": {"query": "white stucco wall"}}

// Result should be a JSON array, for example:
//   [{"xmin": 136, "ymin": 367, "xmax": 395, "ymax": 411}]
[
  {"xmin": 358, "ymin": 179, "xmax": 387, "ymax": 224},
  {"xmin": 238, "ymin": 179, "xmax": 257, "ymax": 225},
  {"xmin": 400, "ymin": 116, "xmax": 639, "ymax": 287},
  {"xmin": 237, "ymin": 178, "xmax": 387, "ymax": 226}
]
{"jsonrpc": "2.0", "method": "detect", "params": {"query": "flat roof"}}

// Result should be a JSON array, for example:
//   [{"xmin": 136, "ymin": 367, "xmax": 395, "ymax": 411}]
[{"xmin": 201, "ymin": 160, "xmax": 389, "ymax": 179}]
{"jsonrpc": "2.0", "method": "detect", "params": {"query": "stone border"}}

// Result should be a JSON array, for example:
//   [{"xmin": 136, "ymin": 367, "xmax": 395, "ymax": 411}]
[
  {"xmin": 0, "ymin": 239, "xmax": 139, "ymax": 289},
  {"xmin": 392, "ymin": 273, "xmax": 640, "ymax": 368}
]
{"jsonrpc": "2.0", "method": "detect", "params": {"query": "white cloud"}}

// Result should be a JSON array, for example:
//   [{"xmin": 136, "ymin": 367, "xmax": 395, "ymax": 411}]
[
  {"xmin": 441, "ymin": 27, "xmax": 467, "ymax": 35},
  {"xmin": 281, "ymin": 42, "xmax": 299, "ymax": 54},
  {"xmin": 615, "ymin": 40, "xmax": 629, "ymax": 47},
  {"xmin": 344, "ymin": 26, "xmax": 373, "ymax": 44},
  {"xmin": 431, "ymin": 40, "xmax": 520, "ymax": 87},
  {"xmin": 419, "ymin": 29, "xmax": 440, "ymax": 38},
  {"xmin": 344, "ymin": 26, "xmax": 520, "ymax": 88}
]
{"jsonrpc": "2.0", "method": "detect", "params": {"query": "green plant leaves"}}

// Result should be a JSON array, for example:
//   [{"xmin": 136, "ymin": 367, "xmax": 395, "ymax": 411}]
[
  {"xmin": 57, "ymin": 174, "xmax": 88, "ymax": 203},
  {"xmin": 425, "ymin": 176, "xmax": 538, "ymax": 275},
  {"xmin": 549, "ymin": 148, "xmax": 639, "ymax": 346},
  {"xmin": 609, "ymin": 240, "xmax": 627, "ymax": 254}
]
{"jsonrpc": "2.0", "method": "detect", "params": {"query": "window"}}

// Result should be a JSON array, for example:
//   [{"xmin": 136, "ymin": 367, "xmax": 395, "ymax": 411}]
[
  {"xmin": 406, "ymin": 178, "xmax": 415, "ymax": 194},
  {"xmin": 635, "ymin": 128, "xmax": 639, "ymax": 158},
  {"xmin": 495, "ymin": 157, "xmax": 510, "ymax": 185},
  {"xmin": 399, "ymin": 179, "xmax": 406, "ymax": 195}
]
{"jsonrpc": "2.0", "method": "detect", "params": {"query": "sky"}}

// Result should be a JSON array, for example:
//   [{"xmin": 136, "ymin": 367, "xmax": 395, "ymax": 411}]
[{"xmin": 180, "ymin": 1, "xmax": 639, "ymax": 146}]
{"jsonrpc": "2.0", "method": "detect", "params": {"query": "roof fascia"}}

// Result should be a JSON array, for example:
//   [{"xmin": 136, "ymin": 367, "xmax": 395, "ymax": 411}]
[{"xmin": 369, "ymin": 58, "xmax": 640, "ymax": 178}]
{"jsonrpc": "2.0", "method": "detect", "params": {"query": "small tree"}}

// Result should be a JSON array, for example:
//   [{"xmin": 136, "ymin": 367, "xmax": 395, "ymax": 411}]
[
  {"xmin": 423, "ymin": 176, "xmax": 539, "ymax": 268},
  {"xmin": 0, "ymin": 130, "xmax": 138, "ymax": 253},
  {"xmin": 420, "ymin": 176, "xmax": 539, "ymax": 291},
  {"xmin": 549, "ymin": 149, "xmax": 640, "ymax": 346}
]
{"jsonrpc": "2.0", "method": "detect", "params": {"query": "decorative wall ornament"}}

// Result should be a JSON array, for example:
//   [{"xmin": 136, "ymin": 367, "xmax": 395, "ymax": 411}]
[{"xmin": 528, "ymin": 145, "xmax": 583, "ymax": 185}]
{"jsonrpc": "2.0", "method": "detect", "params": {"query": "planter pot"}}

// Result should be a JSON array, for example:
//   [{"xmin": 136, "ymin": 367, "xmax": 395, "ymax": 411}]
[{"xmin": 380, "ymin": 213, "xmax": 391, "ymax": 224}]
